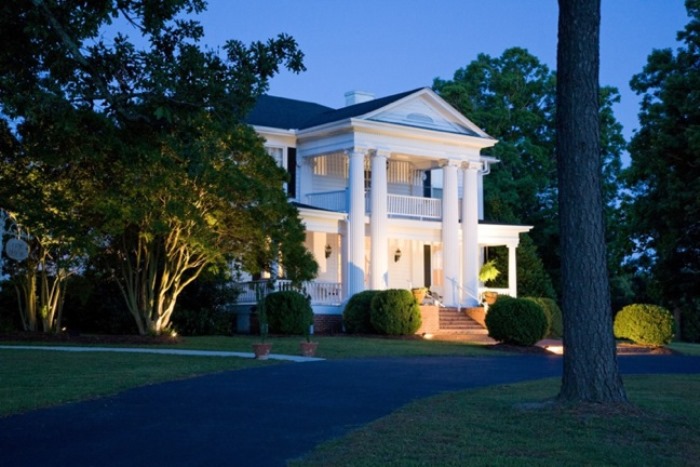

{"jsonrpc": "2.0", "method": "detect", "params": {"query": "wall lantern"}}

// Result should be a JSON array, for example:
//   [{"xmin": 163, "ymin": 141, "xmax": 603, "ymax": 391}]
[
  {"xmin": 394, "ymin": 248, "xmax": 402, "ymax": 262},
  {"xmin": 325, "ymin": 244, "xmax": 332, "ymax": 258}
]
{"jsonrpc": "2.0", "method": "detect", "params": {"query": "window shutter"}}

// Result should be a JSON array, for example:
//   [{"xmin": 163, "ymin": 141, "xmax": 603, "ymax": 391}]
[{"xmin": 287, "ymin": 148, "xmax": 297, "ymax": 198}]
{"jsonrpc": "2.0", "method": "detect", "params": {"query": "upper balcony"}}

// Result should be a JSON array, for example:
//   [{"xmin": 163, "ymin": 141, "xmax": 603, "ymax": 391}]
[{"xmin": 305, "ymin": 190, "xmax": 443, "ymax": 221}]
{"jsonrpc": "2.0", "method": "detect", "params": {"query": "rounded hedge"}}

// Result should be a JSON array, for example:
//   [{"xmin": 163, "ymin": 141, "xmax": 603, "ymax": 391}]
[
  {"xmin": 343, "ymin": 290, "xmax": 381, "ymax": 334},
  {"xmin": 264, "ymin": 290, "xmax": 313, "ymax": 335},
  {"xmin": 370, "ymin": 289, "xmax": 422, "ymax": 336},
  {"xmin": 485, "ymin": 296, "xmax": 548, "ymax": 346},
  {"xmin": 524, "ymin": 297, "xmax": 563, "ymax": 338},
  {"xmin": 614, "ymin": 303, "xmax": 674, "ymax": 346}
]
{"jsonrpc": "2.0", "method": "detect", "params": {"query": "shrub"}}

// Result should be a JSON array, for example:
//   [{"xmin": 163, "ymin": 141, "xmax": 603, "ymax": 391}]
[
  {"xmin": 343, "ymin": 290, "xmax": 381, "ymax": 334},
  {"xmin": 485, "ymin": 296, "xmax": 548, "ymax": 346},
  {"xmin": 370, "ymin": 289, "xmax": 421, "ymax": 336},
  {"xmin": 614, "ymin": 303, "xmax": 674, "ymax": 346},
  {"xmin": 265, "ymin": 290, "xmax": 313, "ymax": 335},
  {"xmin": 524, "ymin": 297, "xmax": 563, "ymax": 338},
  {"xmin": 170, "ymin": 308, "xmax": 232, "ymax": 336}
]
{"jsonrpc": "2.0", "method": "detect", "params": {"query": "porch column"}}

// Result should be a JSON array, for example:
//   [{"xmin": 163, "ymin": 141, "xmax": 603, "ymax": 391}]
[
  {"xmin": 461, "ymin": 162, "xmax": 481, "ymax": 306},
  {"xmin": 370, "ymin": 150, "xmax": 389, "ymax": 289},
  {"xmin": 441, "ymin": 159, "xmax": 460, "ymax": 306},
  {"xmin": 347, "ymin": 149, "xmax": 366, "ymax": 297},
  {"xmin": 508, "ymin": 242, "xmax": 518, "ymax": 297}
]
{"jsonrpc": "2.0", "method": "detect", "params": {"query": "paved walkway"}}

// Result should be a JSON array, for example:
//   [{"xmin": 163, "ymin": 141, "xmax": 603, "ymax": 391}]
[
  {"xmin": 0, "ymin": 344, "xmax": 324, "ymax": 362},
  {"xmin": 1, "ymin": 349, "xmax": 699, "ymax": 466}
]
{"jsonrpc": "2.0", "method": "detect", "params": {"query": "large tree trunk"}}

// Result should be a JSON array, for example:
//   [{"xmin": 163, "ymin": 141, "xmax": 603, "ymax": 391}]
[{"xmin": 556, "ymin": 0, "xmax": 627, "ymax": 402}]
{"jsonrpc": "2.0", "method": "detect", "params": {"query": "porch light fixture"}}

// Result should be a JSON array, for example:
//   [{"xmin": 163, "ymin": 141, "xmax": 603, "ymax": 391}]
[
  {"xmin": 394, "ymin": 248, "xmax": 402, "ymax": 262},
  {"xmin": 325, "ymin": 244, "xmax": 332, "ymax": 258}
]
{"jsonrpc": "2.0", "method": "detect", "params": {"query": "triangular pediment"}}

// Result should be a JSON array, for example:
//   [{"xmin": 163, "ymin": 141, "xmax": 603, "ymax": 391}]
[{"xmin": 361, "ymin": 89, "xmax": 491, "ymax": 139}]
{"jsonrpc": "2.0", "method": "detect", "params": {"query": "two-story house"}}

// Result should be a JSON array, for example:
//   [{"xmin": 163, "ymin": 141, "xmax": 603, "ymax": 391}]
[{"xmin": 234, "ymin": 87, "xmax": 531, "ymax": 333}]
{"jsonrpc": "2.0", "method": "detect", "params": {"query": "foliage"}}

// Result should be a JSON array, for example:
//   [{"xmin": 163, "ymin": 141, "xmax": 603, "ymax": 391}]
[
  {"xmin": 614, "ymin": 304, "xmax": 675, "ymax": 346},
  {"xmin": 433, "ymin": 47, "xmax": 626, "ymax": 296},
  {"xmin": 485, "ymin": 296, "xmax": 548, "ymax": 346},
  {"xmin": 681, "ymin": 298, "xmax": 700, "ymax": 343},
  {"xmin": 524, "ymin": 297, "xmax": 562, "ymax": 338},
  {"xmin": 478, "ymin": 260, "xmax": 500, "ymax": 283},
  {"xmin": 515, "ymin": 235, "xmax": 557, "ymax": 299},
  {"xmin": 265, "ymin": 290, "xmax": 313, "ymax": 335},
  {"xmin": 370, "ymin": 289, "xmax": 422, "ymax": 336},
  {"xmin": 61, "ymin": 273, "xmax": 137, "ymax": 335},
  {"xmin": 623, "ymin": 1, "xmax": 700, "ymax": 336},
  {"xmin": 0, "ymin": 1, "xmax": 317, "ymax": 335},
  {"xmin": 170, "ymin": 308, "xmax": 232, "ymax": 336},
  {"xmin": 343, "ymin": 290, "xmax": 381, "ymax": 334}
]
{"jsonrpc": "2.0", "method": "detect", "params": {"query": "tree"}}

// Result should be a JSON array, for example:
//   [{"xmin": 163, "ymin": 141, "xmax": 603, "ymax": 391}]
[
  {"xmin": 433, "ymin": 48, "xmax": 626, "ymax": 298},
  {"xmin": 556, "ymin": 0, "xmax": 627, "ymax": 402},
  {"xmin": 624, "ymin": 0, "xmax": 700, "ymax": 341},
  {"xmin": 0, "ymin": 1, "xmax": 317, "ymax": 335}
]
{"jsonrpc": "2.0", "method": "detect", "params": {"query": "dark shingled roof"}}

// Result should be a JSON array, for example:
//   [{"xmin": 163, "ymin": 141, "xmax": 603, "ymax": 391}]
[
  {"xmin": 245, "ymin": 95, "xmax": 334, "ymax": 129},
  {"xmin": 245, "ymin": 88, "xmax": 425, "ymax": 130}
]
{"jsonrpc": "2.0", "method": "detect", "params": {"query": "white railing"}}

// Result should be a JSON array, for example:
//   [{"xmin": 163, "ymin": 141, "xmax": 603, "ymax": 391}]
[
  {"xmin": 305, "ymin": 190, "xmax": 348, "ymax": 212},
  {"xmin": 304, "ymin": 190, "xmax": 443, "ymax": 220},
  {"xmin": 387, "ymin": 194, "xmax": 442, "ymax": 220},
  {"xmin": 234, "ymin": 280, "xmax": 343, "ymax": 306}
]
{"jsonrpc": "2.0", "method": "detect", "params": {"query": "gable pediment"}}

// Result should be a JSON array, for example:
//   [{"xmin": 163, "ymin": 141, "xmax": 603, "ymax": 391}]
[{"xmin": 361, "ymin": 89, "xmax": 491, "ymax": 138}]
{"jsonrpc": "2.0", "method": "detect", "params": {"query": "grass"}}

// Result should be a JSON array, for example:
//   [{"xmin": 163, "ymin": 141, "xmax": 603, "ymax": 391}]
[
  {"xmin": 170, "ymin": 334, "xmax": 500, "ymax": 359},
  {"xmin": 0, "ymin": 334, "xmax": 496, "ymax": 416},
  {"xmin": 293, "ymin": 375, "xmax": 700, "ymax": 466},
  {"xmin": 669, "ymin": 342, "xmax": 700, "ymax": 356},
  {"xmin": 0, "ymin": 349, "xmax": 270, "ymax": 416}
]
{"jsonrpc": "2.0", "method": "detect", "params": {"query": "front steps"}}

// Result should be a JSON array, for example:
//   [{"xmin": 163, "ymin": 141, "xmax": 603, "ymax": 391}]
[{"xmin": 437, "ymin": 307, "xmax": 489, "ymax": 336}]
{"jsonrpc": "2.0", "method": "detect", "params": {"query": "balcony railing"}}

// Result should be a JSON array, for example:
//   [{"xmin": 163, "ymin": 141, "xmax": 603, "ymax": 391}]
[
  {"xmin": 234, "ymin": 280, "xmax": 343, "ymax": 306},
  {"xmin": 387, "ymin": 194, "xmax": 441, "ymax": 220},
  {"xmin": 305, "ymin": 190, "xmax": 443, "ymax": 221}
]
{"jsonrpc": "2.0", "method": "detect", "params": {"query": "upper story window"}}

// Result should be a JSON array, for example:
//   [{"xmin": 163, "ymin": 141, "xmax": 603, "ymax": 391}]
[{"xmin": 266, "ymin": 147, "xmax": 285, "ymax": 169}]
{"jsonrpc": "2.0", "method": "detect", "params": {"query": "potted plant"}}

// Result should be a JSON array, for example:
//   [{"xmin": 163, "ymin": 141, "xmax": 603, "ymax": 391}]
[
  {"xmin": 299, "ymin": 324, "xmax": 318, "ymax": 357},
  {"xmin": 411, "ymin": 287, "xmax": 428, "ymax": 304},
  {"xmin": 479, "ymin": 260, "xmax": 501, "ymax": 305},
  {"xmin": 252, "ymin": 285, "xmax": 272, "ymax": 360}
]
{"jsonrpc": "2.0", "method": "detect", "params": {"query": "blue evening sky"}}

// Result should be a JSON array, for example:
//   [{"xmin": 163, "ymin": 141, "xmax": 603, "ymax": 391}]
[{"xmin": 195, "ymin": 1, "xmax": 689, "ymax": 143}]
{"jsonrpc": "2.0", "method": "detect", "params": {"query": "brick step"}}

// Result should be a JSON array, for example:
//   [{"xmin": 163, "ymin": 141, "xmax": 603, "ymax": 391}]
[{"xmin": 437, "ymin": 308, "xmax": 488, "ymax": 334}]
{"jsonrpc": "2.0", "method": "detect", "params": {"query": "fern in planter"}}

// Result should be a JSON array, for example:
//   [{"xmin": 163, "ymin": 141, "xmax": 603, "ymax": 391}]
[{"xmin": 479, "ymin": 260, "xmax": 501, "ymax": 284}]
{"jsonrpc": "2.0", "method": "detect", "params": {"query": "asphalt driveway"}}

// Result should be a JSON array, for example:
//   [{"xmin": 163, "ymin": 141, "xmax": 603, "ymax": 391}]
[{"xmin": 2, "ymin": 354, "xmax": 699, "ymax": 466}]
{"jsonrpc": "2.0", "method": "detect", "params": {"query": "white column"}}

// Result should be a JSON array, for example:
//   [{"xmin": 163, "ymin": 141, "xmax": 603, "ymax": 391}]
[
  {"xmin": 347, "ymin": 149, "xmax": 366, "ymax": 297},
  {"xmin": 508, "ymin": 243, "xmax": 518, "ymax": 297},
  {"xmin": 441, "ymin": 160, "xmax": 460, "ymax": 306},
  {"xmin": 461, "ymin": 162, "xmax": 481, "ymax": 306},
  {"xmin": 477, "ymin": 170, "xmax": 484, "ymax": 220},
  {"xmin": 370, "ymin": 150, "xmax": 389, "ymax": 289}
]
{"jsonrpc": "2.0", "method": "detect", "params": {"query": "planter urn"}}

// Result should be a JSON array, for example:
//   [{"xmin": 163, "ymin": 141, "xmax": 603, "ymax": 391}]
[
  {"xmin": 299, "ymin": 341, "xmax": 318, "ymax": 357},
  {"xmin": 252, "ymin": 342, "xmax": 272, "ymax": 360}
]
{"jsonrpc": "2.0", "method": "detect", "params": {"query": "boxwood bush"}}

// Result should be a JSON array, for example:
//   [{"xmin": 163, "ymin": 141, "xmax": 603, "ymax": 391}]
[
  {"xmin": 614, "ymin": 303, "xmax": 674, "ymax": 346},
  {"xmin": 485, "ymin": 296, "xmax": 548, "ymax": 346},
  {"xmin": 343, "ymin": 290, "xmax": 381, "ymax": 334},
  {"xmin": 524, "ymin": 297, "xmax": 563, "ymax": 338},
  {"xmin": 370, "ymin": 289, "xmax": 422, "ymax": 336},
  {"xmin": 265, "ymin": 290, "xmax": 314, "ymax": 335}
]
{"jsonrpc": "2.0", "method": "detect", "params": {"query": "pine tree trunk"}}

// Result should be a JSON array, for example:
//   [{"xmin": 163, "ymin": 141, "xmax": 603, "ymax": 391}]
[{"xmin": 556, "ymin": 0, "xmax": 627, "ymax": 403}]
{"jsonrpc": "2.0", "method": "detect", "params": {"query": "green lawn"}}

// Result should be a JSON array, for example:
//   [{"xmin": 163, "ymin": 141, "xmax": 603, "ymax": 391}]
[
  {"xmin": 0, "ymin": 334, "xmax": 496, "ymax": 416},
  {"xmin": 171, "ymin": 334, "xmax": 500, "ymax": 359},
  {"xmin": 0, "ymin": 350, "xmax": 270, "ymax": 416},
  {"xmin": 293, "ymin": 375, "xmax": 700, "ymax": 466}
]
